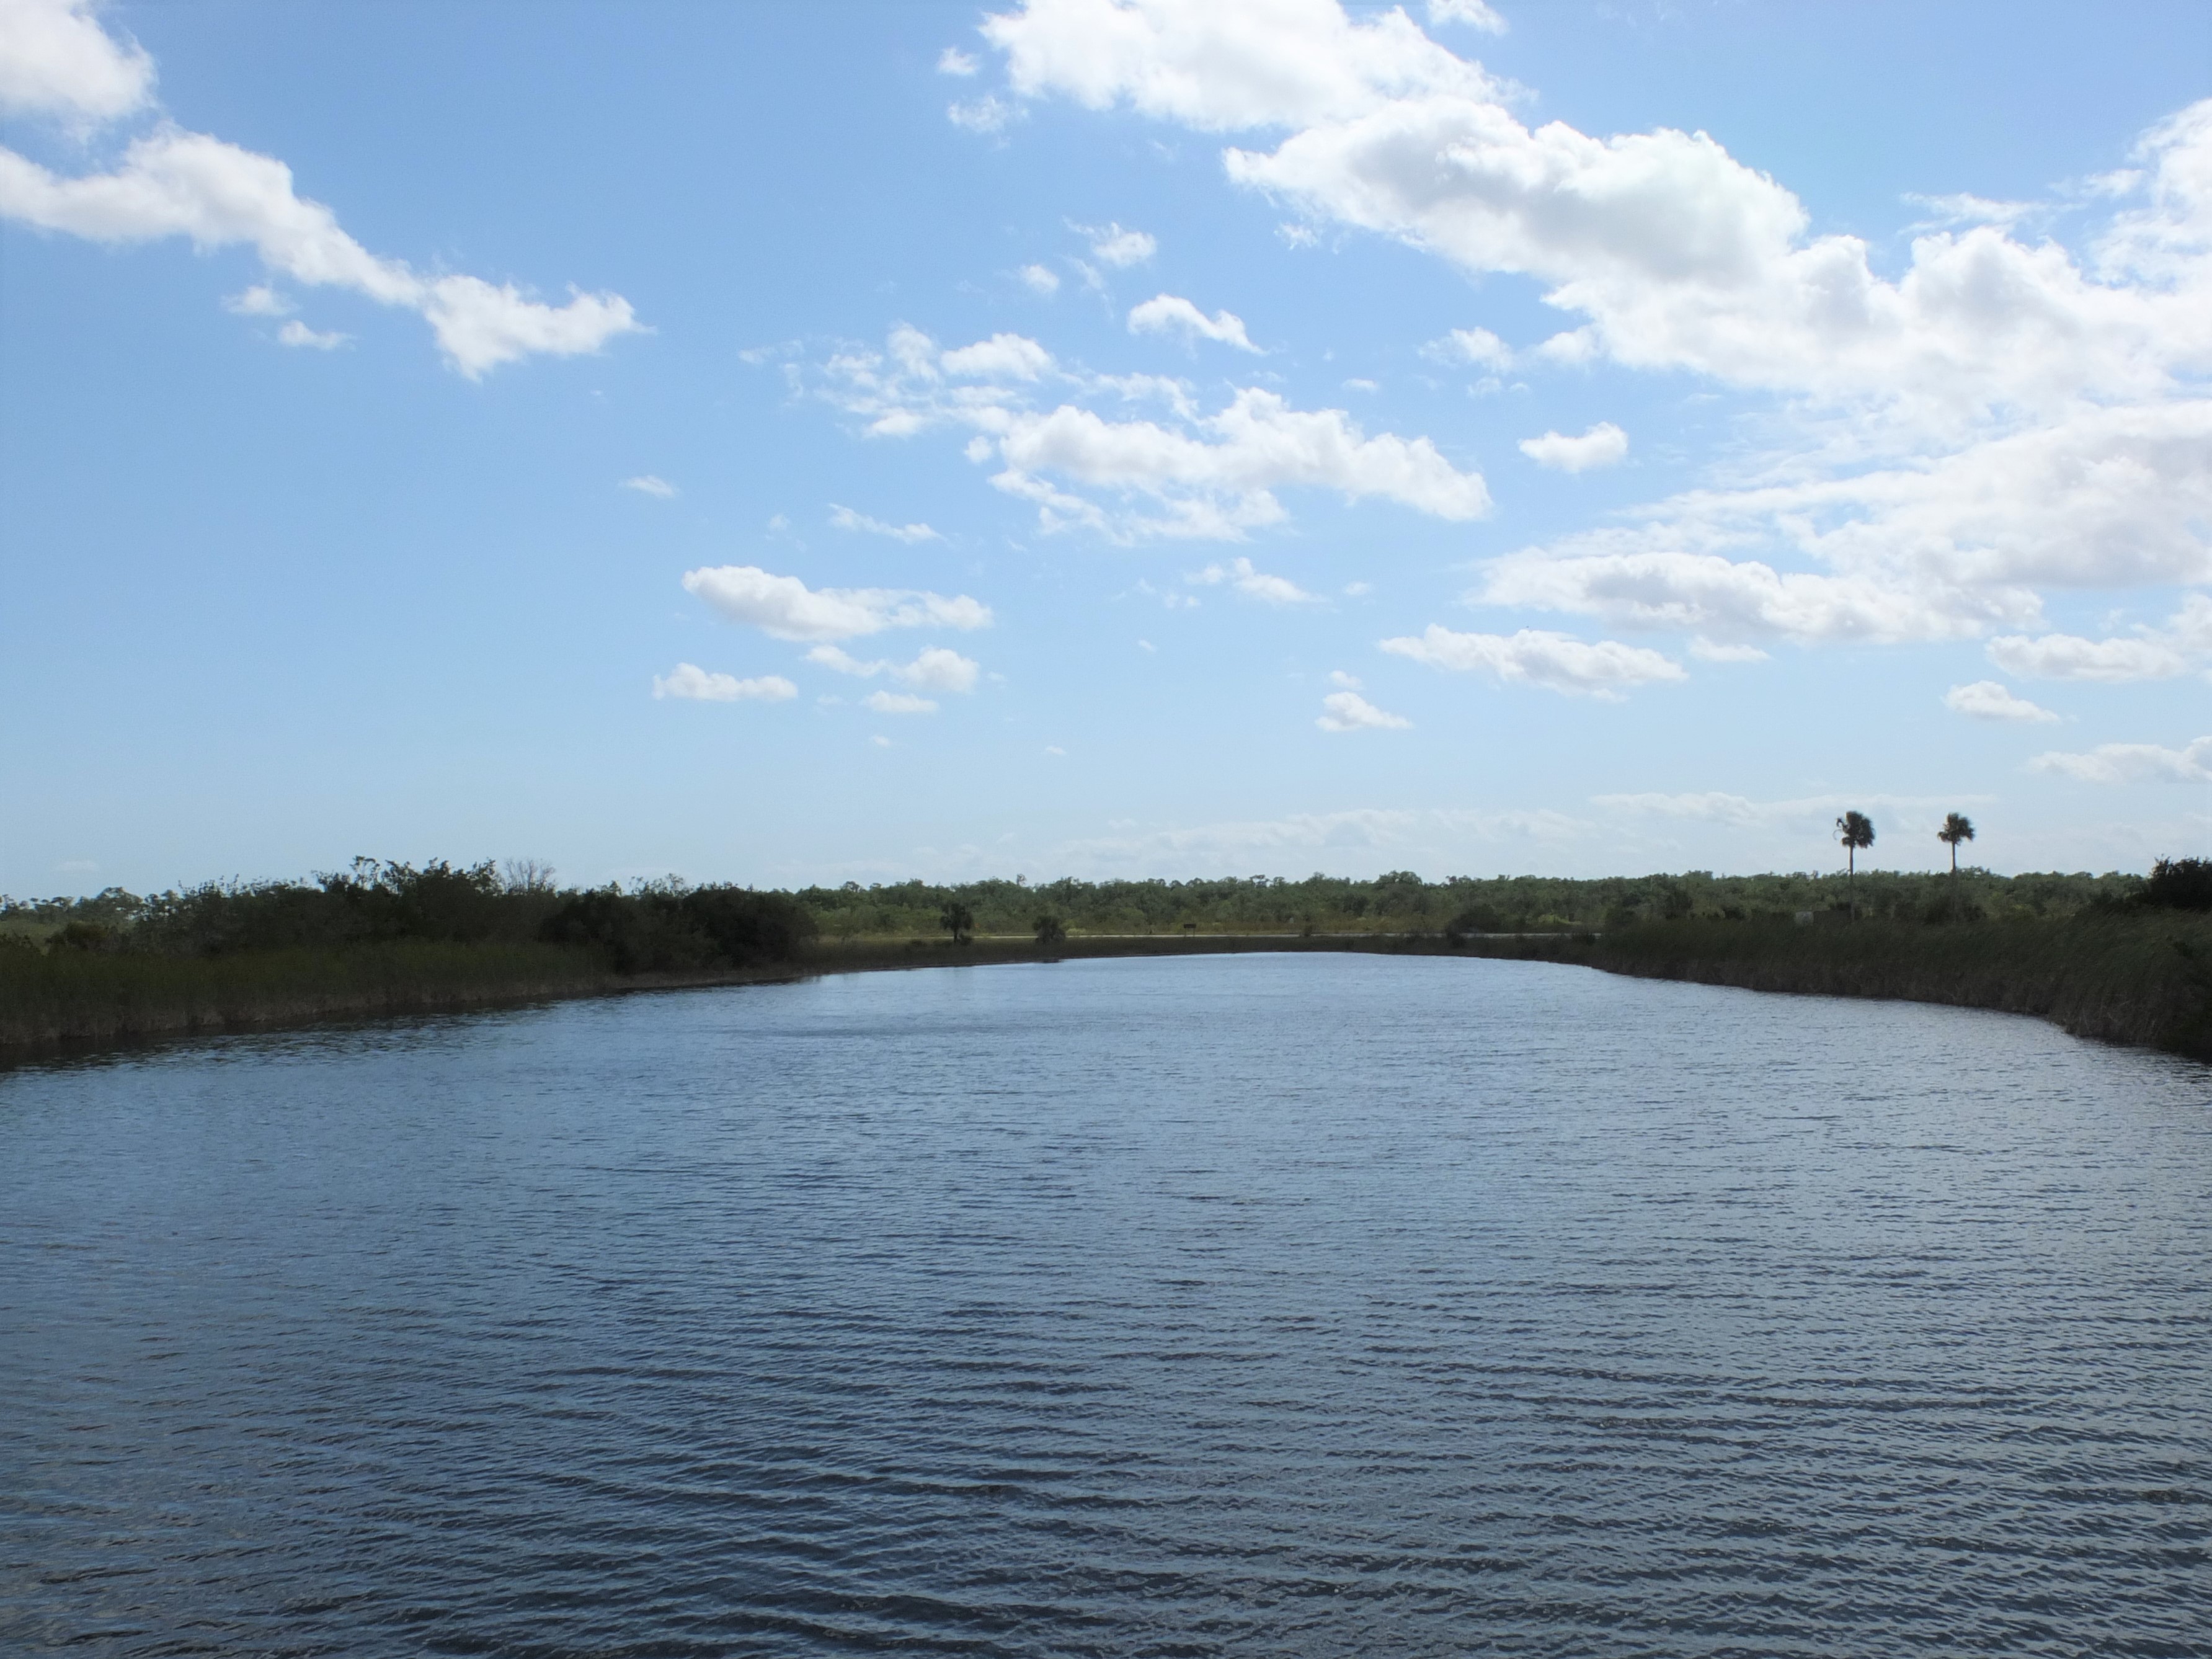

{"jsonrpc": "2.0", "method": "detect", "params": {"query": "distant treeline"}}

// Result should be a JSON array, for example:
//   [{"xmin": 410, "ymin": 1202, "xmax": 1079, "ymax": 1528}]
[
  {"xmin": 2, "ymin": 859, "xmax": 815, "ymax": 973},
  {"xmin": 788, "ymin": 862, "xmax": 2206, "ymax": 939},
  {"xmin": 5, "ymin": 857, "xmax": 2208, "ymax": 1060},
  {"xmin": 8, "ymin": 860, "xmax": 2209, "ymax": 958}
]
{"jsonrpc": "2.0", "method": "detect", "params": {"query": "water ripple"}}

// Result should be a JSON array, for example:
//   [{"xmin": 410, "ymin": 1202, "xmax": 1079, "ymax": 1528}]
[{"xmin": 3, "ymin": 954, "xmax": 2208, "ymax": 1656}]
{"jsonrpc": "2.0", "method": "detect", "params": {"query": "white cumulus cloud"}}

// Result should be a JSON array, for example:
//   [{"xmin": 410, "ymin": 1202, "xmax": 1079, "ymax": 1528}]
[
  {"xmin": 1317, "ymin": 690, "xmax": 1411, "ymax": 731},
  {"xmin": 974, "ymin": 2, "xmax": 2212, "ymax": 657},
  {"xmin": 1986, "ymin": 630, "xmax": 2192, "ymax": 682},
  {"xmin": 1018, "ymin": 262, "xmax": 1061, "ymax": 293},
  {"xmin": 0, "ymin": 0, "xmax": 153, "ymax": 122},
  {"xmin": 682, "ymin": 564, "xmax": 992, "ymax": 641},
  {"xmin": 623, "ymin": 474, "xmax": 677, "ymax": 499},
  {"xmin": 1381, "ymin": 624, "xmax": 1686, "ymax": 698},
  {"xmin": 938, "ymin": 47, "xmax": 980, "ymax": 76},
  {"xmin": 941, "ymin": 331, "xmax": 1055, "ymax": 380},
  {"xmin": 1943, "ymin": 680, "xmax": 2059, "ymax": 722},
  {"xmin": 820, "ymin": 326, "xmax": 1489, "ymax": 540},
  {"xmin": 652, "ymin": 664, "xmax": 799, "ymax": 703},
  {"xmin": 984, "ymin": 0, "xmax": 1498, "ymax": 132},
  {"xmin": 0, "ymin": 118, "xmax": 641, "ymax": 376},
  {"xmin": 1428, "ymin": 0, "xmax": 1507, "ymax": 33},
  {"xmin": 1519, "ymin": 422, "xmax": 1628, "ymax": 471},
  {"xmin": 1128, "ymin": 293, "xmax": 1260, "ymax": 351}
]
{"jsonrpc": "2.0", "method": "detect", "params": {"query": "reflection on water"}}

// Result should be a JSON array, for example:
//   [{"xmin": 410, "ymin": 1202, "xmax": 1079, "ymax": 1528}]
[{"xmin": 4, "ymin": 954, "xmax": 2208, "ymax": 1655}]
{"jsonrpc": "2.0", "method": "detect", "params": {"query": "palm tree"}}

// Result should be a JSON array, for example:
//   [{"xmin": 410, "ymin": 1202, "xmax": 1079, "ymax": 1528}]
[
  {"xmin": 939, "ymin": 901, "xmax": 974, "ymax": 946},
  {"xmin": 1836, "ymin": 810, "xmax": 1875, "ymax": 918},
  {"xmin": 1937, "ymin": 812, "xmax": 1975, "ymax": 915}
]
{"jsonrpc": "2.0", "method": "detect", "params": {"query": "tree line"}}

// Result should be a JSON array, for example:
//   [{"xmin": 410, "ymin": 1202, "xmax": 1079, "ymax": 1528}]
[
  {"xmin": 4, "ymin": 859, "xmax": 815, "ymax": 974},
  {"xmin": 7, "ymin": 854, "xmax": 2205, "ymax": 962}
]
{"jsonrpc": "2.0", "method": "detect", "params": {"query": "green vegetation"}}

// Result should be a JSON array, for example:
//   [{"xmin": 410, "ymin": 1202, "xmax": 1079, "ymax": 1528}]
[
  {"xmin": 4, "ymin": 856, "xmax": 2206, "ymax": 1060},
  {"xmin": 1458, "ymin": 908, "xmax": 2212, "ymax": 1061},
  {"xmin": 0, "ymin": 940, "xmax": 611, "ymax": 1051},
  {"xmin": 1, "ymin": 860, "xmax": 814, "ymax": 1051},
  {"xmin": 786, "ymin": 865, "xmax": 2153, "ymax": 940}
]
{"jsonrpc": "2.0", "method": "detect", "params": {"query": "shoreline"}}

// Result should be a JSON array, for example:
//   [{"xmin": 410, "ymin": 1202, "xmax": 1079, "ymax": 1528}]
[
  {"xmin": 5, "ymin": 921, "xmax": 2208, "ymax": 1067},
  {"xmin": 0, "ymin": 934, "xmax": 1436, "ymax": 1065}
]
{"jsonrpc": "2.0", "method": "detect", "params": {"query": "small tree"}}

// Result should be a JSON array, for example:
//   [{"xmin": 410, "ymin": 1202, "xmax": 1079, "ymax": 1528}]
[
  {"xmin": 1937, "ymin": 812, "xmax": 1975, "ymax": 914},
  {"xmin": 1033, "ymin": 914, "xmax": 1066, "ymax": 946},
  {"xmin": 1836, "ymin": 811, "xmax": 1875, "ymax": 918},
  {"xmin": 939, "ymin": 901, "xmax": 975, "ymax": 946}
]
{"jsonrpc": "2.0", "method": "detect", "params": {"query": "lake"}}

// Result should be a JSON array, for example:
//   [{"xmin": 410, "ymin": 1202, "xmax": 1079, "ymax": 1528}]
[{"xmin": 4, "ymin": 953, "xmax": 2208, "ymax": 1655}]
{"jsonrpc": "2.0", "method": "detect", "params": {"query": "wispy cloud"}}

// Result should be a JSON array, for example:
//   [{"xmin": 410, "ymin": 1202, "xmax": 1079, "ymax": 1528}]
[
  {"xmin": 683, "ymin": 564, "xmax": 990, "ymax": 641},
  {"xmin": 1129, "ymin": 294, "xmax": 1259, "ymax": 352},
  {"xmin": 1382, "ymin": 625, "xmax": 1683, "ymax": 698},
  {"xmin": 1943, "ymin": 680, "xmax": 2057, "ymax": 722},
  {"xmin": 1519, "ymin": 422, "xmax": 1628, "ymax": 472},
  {"xmin": 1189, "ymin": 556, "xmax": 1320, "ymax": 605},
  {"xmin": 652, "ymin": 664, "xmax": 797, "ymax": 703},
  {"xmin": 1317, "ymin": 691, "xmax": 1410, "ymax": 731},
  {"xmin": 1074, "ymin": 220, "xmax": 1155, "ymax": 267},
  {"xmin": 829, "ymin": 504, "xmax": 941, "ymax": 543},
  {"xmin": 807, "ymin": 644, "xmax": 979, "ymax": 693},
  {"xmin": 864, "ymin": 690, "xmax": 939, "ymax": 716},
  {"xmin": 2031, "ymin": 736, "xmax": 2212, "ymax": 785}
]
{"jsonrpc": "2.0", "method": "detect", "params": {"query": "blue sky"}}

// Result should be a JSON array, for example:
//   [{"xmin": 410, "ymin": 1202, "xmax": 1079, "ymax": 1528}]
[{"xmin": 3, "ymin": 0, "xmax": 2207, "ymax": 895}]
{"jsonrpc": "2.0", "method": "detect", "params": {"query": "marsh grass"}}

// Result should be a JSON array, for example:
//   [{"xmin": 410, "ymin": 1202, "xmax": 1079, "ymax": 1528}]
[
  {"xmin": 1465, "ymin": 912, "xmax": 2212, "ymax": 1059},
  {"xmin": 0, "ymin": 941, "xmax": 615, "ymax": 1051}
]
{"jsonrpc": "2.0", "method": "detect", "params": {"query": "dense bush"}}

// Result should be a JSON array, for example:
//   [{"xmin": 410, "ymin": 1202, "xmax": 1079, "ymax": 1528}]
[
  {"xmin": 0, "ymin": 860, "xmax": 814, "ymax": 974},
  {"xmin": 540, "ymin": 884, "xmax": 815, "ymax": 973},
  {"xmin": 2143, "ymin": 857, "xmax": 2212, "ymax": 912}
]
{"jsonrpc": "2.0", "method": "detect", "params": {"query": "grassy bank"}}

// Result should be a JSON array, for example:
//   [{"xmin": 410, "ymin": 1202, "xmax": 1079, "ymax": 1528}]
[
  {"xmin": 1, "ymin": 941, "xmax": 667, "ymax": 1054},
  {"xmin": 7, "ymin": 910, "xmax": 2209, "ymax": 1065},
  {"xmin": 0, "ymin": 932, "xmax": 1407, "ymax": 1059},
  {"xmin": 1460, "ymin": 912, "xmax": 2212, "ymax": 1060}
]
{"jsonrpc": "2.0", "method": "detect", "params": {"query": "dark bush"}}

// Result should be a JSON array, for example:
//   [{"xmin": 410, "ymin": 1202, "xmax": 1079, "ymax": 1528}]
[
  {"xmin": 2143, "ymin": 857, "xmax": 2212, "ymax": 912},
  {"xmin": 48, "ymin": 920, "xmax": 117, "ymax": 953},
  {"xmin": 678, "ymin": 887, "xmax": 818, "ymax": 966},
  {"xmin": 540, "ymin": 885, "xmax": 815, "ymax": 974},
  {"xmin": 1445, "ymin": 905, "xmax": 1507, "ymax": 942}
]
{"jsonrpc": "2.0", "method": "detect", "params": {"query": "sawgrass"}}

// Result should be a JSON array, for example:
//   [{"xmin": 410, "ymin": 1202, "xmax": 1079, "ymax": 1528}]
[
  {"xmin": 1460, "ymin": 911, "xmax": 2212, "ymax": 1059},
  {"xmin": 0, "ymin": 941, "xmax": 615, "ymax": 1052}
]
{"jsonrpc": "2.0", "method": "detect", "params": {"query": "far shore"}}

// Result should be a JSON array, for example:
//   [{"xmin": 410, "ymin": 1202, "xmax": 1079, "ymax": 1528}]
[{"xmin": 6, "ymin": 916, "xmax": 2208, "ymax": 1066}]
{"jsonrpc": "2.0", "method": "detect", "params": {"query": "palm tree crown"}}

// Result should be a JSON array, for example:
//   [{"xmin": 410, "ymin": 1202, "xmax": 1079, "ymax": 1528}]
[{"xmin": 1938, "ymin": 812, "xmax": 1976, "ymax": 878}]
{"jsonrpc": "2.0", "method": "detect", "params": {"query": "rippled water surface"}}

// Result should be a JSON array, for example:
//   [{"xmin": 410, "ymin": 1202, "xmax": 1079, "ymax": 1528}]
[{"xmin": 5, "ymin": 953, "xmax": 2210, "ymax": 1656}]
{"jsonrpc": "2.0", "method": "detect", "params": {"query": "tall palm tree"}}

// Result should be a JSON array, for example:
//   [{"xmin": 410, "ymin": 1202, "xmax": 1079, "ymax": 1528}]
[
  {"xmin": 1836, "ymin": 810, "xmax": 1875, "ymax": 918},
  {"xmin": 1937, "ymin": 812, "xmax": 1975, "ymax": 914}
]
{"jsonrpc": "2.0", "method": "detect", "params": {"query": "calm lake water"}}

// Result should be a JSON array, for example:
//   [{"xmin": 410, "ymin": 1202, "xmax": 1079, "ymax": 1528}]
[{"xmin": 4, "ymin": 953, "xmax": 2209, "ymax": 1657}]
